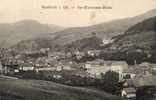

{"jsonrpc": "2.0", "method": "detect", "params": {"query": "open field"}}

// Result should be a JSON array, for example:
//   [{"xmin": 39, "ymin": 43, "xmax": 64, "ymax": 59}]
[{"xmin": 0, "ymin": 77, "xmax": 123, "ymax": 100}]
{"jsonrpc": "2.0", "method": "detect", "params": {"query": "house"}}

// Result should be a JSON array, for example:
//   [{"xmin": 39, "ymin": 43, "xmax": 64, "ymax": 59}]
[
  {"xmin": 84, "ymin": 60, "xmax": 108, "ymax": 78},
  {"xmin": 57, "ymin": 63, "xmax": 71, "ymax": 71},
  {"xmin": 132, "ymin": 76, "xmax": 156, "ymax": 88},
  {"xmin": 74, "ymin": 51, "xmax": 85, "ymax": 60},
  {"xmin": 1, "ymin": 59, "xmax": 19, "ymax": 75},
  {"xmin": 100, "ymin": 39, "xmax": 114, "ymax": 46},
  {"xmin": 122, "ymin": 68, "xmax": 137, "ymax": 80},
  {"xmin": 3, "ymin": 64, "xmax": 19, "ymax": 75},
  {"xmin": 63, "ymin": 65, "xmax": 71, "ymax": 70},
  {"xmin": 84, "ymin": 60, "xmax": 103, "ymax": 69},
  {"xmin": 105, "ymin": 61, "xmax": 128, "ymax": 80},
  {"xmin": 104, "ymin": 61, "xmax": 128, "ymax": 73},
  {"xmin": 19, "ymin": 62, "xmax": 35, "ymax": 71},
  {"xmin": 120, "ymin": 76, "xmax": 156, "ymax": 98},
  {"xmin": 139, "ymin": 62, "xmax": 156, "ymax": 74},
  {"xmin": 83, "ymin": 60, "xmax": 128, "ymax": 79},
  {"xmin": 121, "ymin": 87, "xmax": 136, "ymax": 99},
  {"xmin": 22, "ymin": 67, "xmax": 34, "ymax": 71},
  {"xmin": 53, "ymin": 74, "xmax": 62, "ymax": 79},
  {"xmin": 83, "ymin": 60, "xmax": 105, "ymax": 78},
  {"xmin": 36, "ymin": 67, "xmax": 57, "ymax": 72},
  {"xmin": 87, "ymin": 50, "xmax": 102, "ymax": 57},
  {"xmin": 56, "ymin": 65, "xmax": 63, "ymax": 71}
]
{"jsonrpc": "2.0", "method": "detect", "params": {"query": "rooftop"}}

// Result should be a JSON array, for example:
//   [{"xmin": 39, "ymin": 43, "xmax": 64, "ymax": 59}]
[
  {"xmin": 123, "ymin": 87, "xmax": 136, "ymax": 93},
  {"xmin": 126, "ymin": 76, "xmax": 156, "ymax": 87},
  {"xmin": 86, "ymin": 60, "xmax": 128, "ymax": 66}
]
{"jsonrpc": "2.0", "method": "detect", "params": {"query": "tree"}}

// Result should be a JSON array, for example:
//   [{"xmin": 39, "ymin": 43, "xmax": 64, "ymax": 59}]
[
  {"xmin": 151, "ymin": 20, "xmax": 156, "ymax": 62},
  {"xmin": 100, "ymin": 71, "xmax": 119, "ymax": 94},
  {"xmin": 126, "ymin": 49, "xmax": 147, "ymax": 65}
]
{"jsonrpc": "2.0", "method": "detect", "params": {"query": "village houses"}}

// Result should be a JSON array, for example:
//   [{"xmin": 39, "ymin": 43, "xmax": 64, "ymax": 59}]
[{"xmin": 121, "ymin": 62, "xmax": 156, "ymax": 80}]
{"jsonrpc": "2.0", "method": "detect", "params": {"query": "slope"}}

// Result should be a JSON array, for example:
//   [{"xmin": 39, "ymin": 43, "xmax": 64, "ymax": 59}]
[
  {"xmin": 0, "ymin": 20, "xmax": 64, "ymax": 47},
  {"xmin": 105, "ymin": 16, "xmax": 156, "ymax": 64},
  {"xmin": 0, "ymin": 78, "xmax": 123, "ymax": 100},
  {"xmin": 50, "ymin": 8, "xmax": 156, "ymax": 45}
]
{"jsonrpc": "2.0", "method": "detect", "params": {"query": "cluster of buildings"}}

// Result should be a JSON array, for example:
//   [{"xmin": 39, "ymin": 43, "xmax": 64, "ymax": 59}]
[
  {"xmin": 1, "ymin": 47, "xmax": 156, "ymax": 99},
  {"xmin": 119, "ymin": 62, "xmax": 156, "ymax": 99},
  {"xmin": 0, "ymin": 47, "xmax": 156, "ymax": 80}
]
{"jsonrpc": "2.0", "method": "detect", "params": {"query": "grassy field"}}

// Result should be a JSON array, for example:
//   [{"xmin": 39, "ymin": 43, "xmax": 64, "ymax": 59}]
[{"xmin": 0, "ymin": 78, "xmax": 124, "ymax": 100}]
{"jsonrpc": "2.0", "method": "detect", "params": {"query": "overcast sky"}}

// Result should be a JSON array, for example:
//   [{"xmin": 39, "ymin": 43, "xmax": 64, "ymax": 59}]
[{"xmin": 0, "ymin": 0, "xmax": 156, "ymax": 27}]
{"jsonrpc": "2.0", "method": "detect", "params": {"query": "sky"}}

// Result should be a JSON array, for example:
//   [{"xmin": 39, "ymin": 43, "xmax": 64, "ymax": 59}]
[{"xmin": 0, "ymin": 0, "xmax": 156, "ymax": 27}]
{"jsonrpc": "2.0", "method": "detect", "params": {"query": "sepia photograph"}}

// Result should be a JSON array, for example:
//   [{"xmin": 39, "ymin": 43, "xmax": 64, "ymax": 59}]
[{"xmin": 0, "ymin": 0, "xmax": 156, "ymax": 100}]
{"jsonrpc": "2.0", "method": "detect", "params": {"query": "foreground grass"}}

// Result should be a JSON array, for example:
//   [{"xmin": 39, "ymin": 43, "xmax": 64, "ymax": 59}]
[{"xmin": 0, "ymin": 78, "xmax": 123, "ymax": 100}]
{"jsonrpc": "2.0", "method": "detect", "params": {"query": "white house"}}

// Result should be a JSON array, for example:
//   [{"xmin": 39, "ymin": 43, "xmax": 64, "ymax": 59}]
[
  {"xmin": 19, "ymin": 63, "xmax": 34, "ymax": 71},
  {"xmin": 86, "ymin": 66, "xmax": 109, "ymax": 78},
  {"xmin": 121, "ymin": 87, "xmax": 136, "ymax": 99},
  {"xmin": 104, "ymin": 61, "xmax": 128, "ymax": 73},
  {"xmin": 84, "ymin": 60, "xmax": 107, "ymax": 78},
  {"xmin": 84, "ymin": 60, "xmax": 128, "ymax": 79},
  {"xmin": 22, "ymin": 67, "xmax": 34, "ymax": 71},
  {"xmin": 102, "ymin": 39, "xmax": 114, "ymax": 45},
  {"xmin": 87, "ymin": 50, "xmax": 102, "ymax": 57},
  {"xmin": 104, "ymin": 61, "xmax": 128, "ymax": 80}
]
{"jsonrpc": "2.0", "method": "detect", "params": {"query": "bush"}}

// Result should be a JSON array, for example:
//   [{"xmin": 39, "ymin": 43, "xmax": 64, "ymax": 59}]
[{"xmin": 100, "ymin": 71, "xmax": 120, "ymax": 94}]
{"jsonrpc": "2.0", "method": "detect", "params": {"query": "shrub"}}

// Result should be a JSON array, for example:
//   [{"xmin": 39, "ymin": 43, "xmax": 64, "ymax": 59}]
[{"xmin": 100, "ymin": 71, "xmax": 119, "ymax": 94}]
